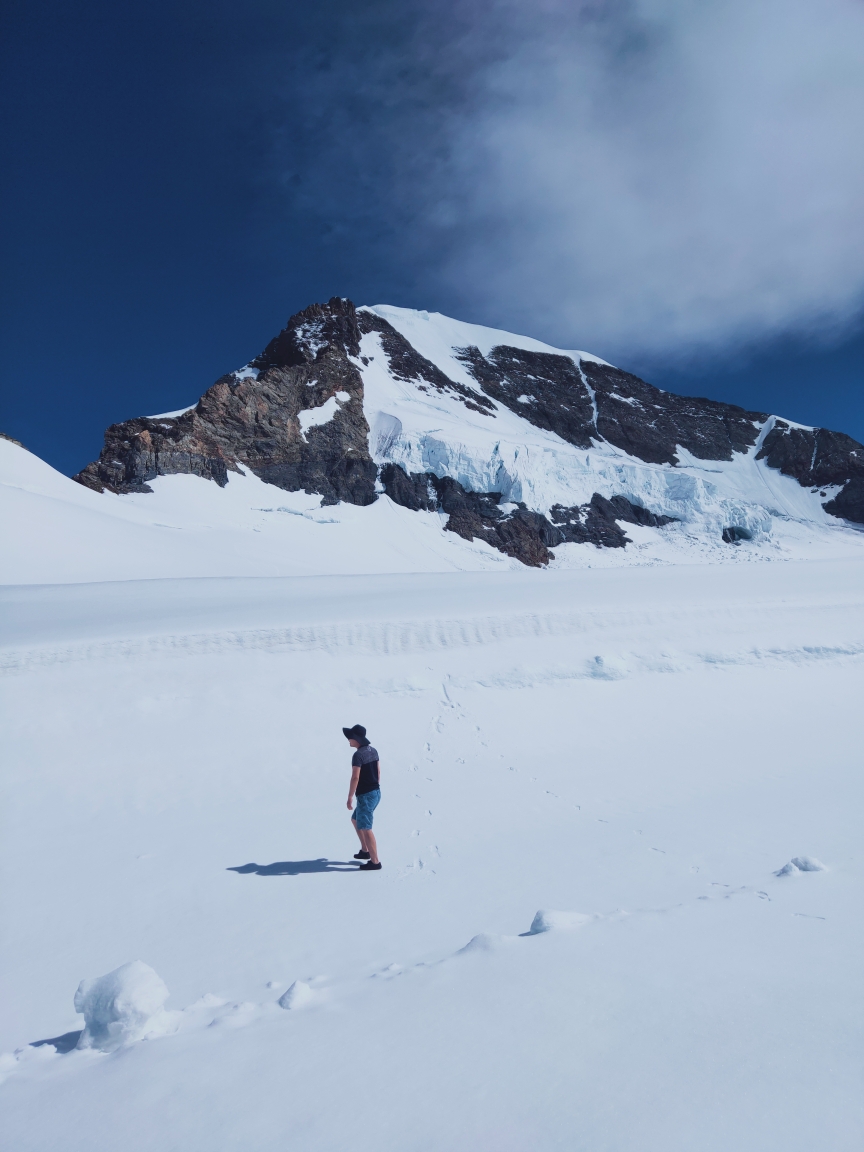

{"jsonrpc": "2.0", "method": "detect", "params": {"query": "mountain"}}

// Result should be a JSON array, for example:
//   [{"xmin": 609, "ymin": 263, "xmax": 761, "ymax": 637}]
[{"xmin": 68, "ymin": 297, "xmax": 864, "ymax": 568}]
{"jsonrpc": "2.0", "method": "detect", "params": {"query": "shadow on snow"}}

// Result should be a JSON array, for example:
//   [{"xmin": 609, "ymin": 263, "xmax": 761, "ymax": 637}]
[
  {"xmin": 227, "ymin": 858, "xmax": 360, "ymax": 876},
  {"xmin": 31, "ymin": 1030, "xmax": 83, "ymax": 1053}
]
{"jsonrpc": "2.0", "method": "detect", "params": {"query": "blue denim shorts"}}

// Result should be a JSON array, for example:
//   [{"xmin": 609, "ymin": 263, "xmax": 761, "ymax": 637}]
[{"xmin": 352, "ymin": 789, "xmax": 380, "ymax": 830}]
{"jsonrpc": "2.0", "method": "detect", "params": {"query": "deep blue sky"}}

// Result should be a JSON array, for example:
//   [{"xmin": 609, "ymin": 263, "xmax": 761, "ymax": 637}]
[{"xmin": 2, "ymin": 0, "xmax": 863, "ymax": 477}]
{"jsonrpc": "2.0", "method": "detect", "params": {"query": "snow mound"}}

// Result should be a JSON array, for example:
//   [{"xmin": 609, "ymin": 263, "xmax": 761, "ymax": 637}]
[
  {"xmin": 277, "ymin": 981, "xmax": 314, "ymax": 1010},
  {"xmin": 73, "ymin": 961, "xmax": 177, "ymax": 1052},
  {"xmin": 774, "ymin": 856, "xmax": 827, "ymax": 877},
  {"xmin": 528, "ymin": 909, "xmax": 594, "ymax": 935},
  {"xmin": 456, "ymin": 932, "xmax": 504, "ymax": 955}
]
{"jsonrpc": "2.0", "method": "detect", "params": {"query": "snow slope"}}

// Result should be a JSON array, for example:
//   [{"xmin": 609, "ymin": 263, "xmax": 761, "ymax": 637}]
[
  {"xmin": 2, "ymin": 561, "xmax": 863, "ymax": 1150},
  {"xmin": 0, "ymin": 437, "xmax": 518, "ymax": 583}
]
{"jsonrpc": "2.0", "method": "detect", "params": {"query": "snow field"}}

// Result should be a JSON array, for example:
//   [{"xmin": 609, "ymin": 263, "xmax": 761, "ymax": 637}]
[{"xmin": 1, "ymin": 563, "xmax": 863, "ymax": 1150}]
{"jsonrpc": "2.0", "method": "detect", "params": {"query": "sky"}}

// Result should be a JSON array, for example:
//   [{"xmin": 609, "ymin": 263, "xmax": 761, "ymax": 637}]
[{"xmin": 2, "ymin": 0, "xmax": 864, "ymax": 476}]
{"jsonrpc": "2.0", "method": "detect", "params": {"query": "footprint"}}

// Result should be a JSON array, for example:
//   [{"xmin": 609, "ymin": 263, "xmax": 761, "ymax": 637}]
[{"xmin": 651, "ymin": 848, "xmax": 666, "ymax": 854}]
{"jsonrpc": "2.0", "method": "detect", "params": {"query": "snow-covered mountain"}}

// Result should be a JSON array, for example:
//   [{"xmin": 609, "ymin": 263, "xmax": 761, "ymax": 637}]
[{"xmin": 50, "ymin": 296, "xmax": 863, "ymax": 572}]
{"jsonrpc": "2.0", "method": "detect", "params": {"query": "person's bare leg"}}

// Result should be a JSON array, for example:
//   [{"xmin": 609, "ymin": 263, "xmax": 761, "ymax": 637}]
[
  {"xmin": 363, "ymin": 830, "xmax": 379, "ymax": 864},
  {"xmin": 352, "ymin": 818, "xmax": 364, "ymax": 846}
]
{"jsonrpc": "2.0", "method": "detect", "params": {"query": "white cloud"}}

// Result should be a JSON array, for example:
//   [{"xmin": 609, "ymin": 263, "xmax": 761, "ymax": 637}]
[{"xmin": 426, "ymin": 0, "xmax": 864, "ymax": 357}]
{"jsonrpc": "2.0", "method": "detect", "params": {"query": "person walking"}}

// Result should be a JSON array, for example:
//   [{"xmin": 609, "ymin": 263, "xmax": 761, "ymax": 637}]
[{"xmin": 343, "ymin": 724, "xmax": 382, "ymax": 870}]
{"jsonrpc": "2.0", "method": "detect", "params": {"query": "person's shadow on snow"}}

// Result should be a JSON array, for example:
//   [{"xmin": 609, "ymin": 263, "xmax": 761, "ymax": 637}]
[{"xmin": 227, "ymin": 858, "xmax": 359, "ymax": 876}]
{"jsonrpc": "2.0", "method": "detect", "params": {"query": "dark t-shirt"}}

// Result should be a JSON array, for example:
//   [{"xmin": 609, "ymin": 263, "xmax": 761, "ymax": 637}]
[{"xmin": 352, "ymin": 744, "xmax": 380, "ymax": 795}]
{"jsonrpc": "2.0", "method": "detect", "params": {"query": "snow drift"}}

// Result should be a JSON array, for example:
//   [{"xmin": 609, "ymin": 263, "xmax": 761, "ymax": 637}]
[{"xmin": 74, "ymin": 961, "xmax": 176, "ymax": 1052}]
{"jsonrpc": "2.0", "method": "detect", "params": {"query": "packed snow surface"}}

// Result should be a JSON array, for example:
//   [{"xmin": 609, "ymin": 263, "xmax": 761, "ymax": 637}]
[{"xmin": 2, "ymin": 558, "xmax": 863, "ymax": 1150}]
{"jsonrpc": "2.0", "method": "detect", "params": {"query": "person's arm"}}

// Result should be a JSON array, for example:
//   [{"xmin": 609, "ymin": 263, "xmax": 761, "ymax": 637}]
[
  {"xmin": 347, "ymin": 766, "xmax": 360, "ymax": 809},
  {"xmin": 377, "ymin": 761, "xmax": 382, "ymax": 785}
]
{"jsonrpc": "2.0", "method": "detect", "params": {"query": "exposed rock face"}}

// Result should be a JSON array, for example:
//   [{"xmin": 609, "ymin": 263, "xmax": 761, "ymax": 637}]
[
  {"xmin": 755, "ymin": 420, "xmax": 864, "ymax": 523},
  {"xmin": 824, "ymin": 478, "xmax": 864, "ymax": 524},
  {"xmin": 72, "ymin": 296, "xmax": 864, "ymax": 565},
  {"xmin": 378, "ymin": 464, "xmax": 676, "ymax": 567},
  {"xmin": 455, "ymin": 346, "xmax": 768, "ymax": 463},
  {"xmin": 74, "ymin": 298, "xmax": 377, "ymax": 506},
  {"xmin": 455, "ymin": 346, "xmax": 596, "ymax": 447}
]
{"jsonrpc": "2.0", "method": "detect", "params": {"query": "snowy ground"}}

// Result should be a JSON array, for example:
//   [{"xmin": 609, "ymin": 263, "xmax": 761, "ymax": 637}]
[{"xmin": 2, "ymin": 557, "xmax": 863, "ymax": 1150}]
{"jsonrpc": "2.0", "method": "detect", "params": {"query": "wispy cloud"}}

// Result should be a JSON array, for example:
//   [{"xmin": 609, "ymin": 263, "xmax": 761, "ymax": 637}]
[{"xmin": 276, "ymin": 0, "xmax": 864, "ymax": 359}]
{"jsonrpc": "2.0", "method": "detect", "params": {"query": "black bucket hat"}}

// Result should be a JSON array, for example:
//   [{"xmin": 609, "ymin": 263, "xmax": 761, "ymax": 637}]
[{"xmin": 342, "ymin": 724, "xmax": 367, "ymax": 742}]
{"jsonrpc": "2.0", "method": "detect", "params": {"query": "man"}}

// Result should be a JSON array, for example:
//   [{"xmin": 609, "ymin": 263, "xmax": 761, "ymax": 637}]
[{"xmin": 343, "ymin": 724, "xmax": 382, "ymax": 870}]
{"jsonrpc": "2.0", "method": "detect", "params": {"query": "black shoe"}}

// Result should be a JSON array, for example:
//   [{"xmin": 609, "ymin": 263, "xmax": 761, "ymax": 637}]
[
  {"xmin": 358, "ymin": 860, "xmax": 382, "ymax": 870},
  {"xmin": 354, "ymin": 850, "xmax": 370, "ymax": 860}
]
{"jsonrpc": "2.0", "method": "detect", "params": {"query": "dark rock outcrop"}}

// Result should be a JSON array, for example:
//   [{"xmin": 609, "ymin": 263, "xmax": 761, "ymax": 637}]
[
  {"xmin": 454, "ymin": 345, "xmax": 595, "ymax": 445},
  {"xmin": 379, "ymin": 464, "xmax": 676, "ymax": 566},
  {"xmin": 755, "ymin": 420, "xmax": 864, "ymax": 523},
  {"xmin": 824, "ymin": 477, "xmax": 864, "ymax": 524},
  {"xmin": 74, "ymin": 298, "xmax": 377, "ymax": 505},
  {"xmin": 456, "ymin": 344, "xmax": 767, "ymax": 463},
  {"xmin": 551, "ymin": 495, "xmax": 677, "ymax": 549},
  {"xmin": 722, "ymin": 526, "xmax": 753, "ymax": 544}
]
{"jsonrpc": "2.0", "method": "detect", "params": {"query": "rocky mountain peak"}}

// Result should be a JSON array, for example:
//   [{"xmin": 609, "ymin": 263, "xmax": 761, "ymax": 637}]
[
  {"xmin": 74, "ymin": 297, "xmax": 376, "ymax": 507},
  {"xmin": 71, "ymin": 297, "xmax": 864, "ymax": 566},
  {"xmin": 252, "ymin": 297, "xmax": 361, "ymax": 369}
]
